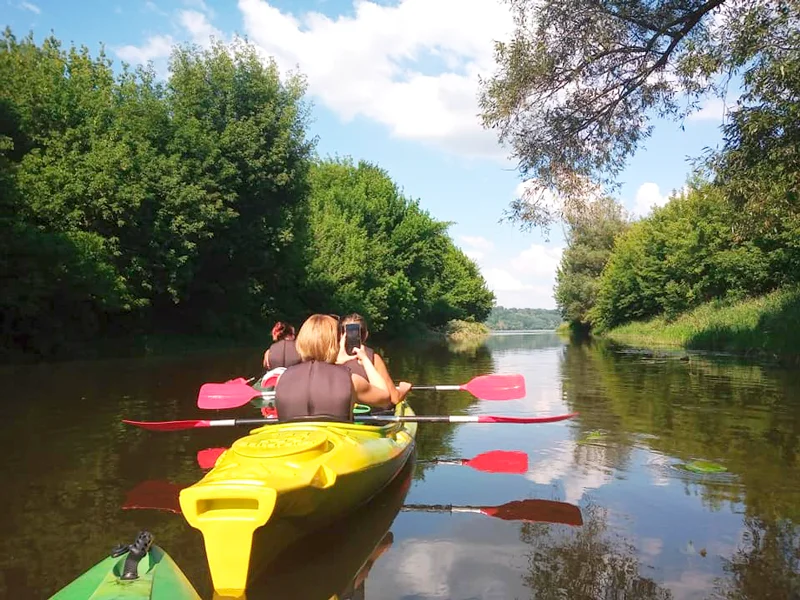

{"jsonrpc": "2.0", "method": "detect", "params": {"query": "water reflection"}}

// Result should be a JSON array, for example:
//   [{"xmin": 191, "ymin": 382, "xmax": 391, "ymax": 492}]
[
  {"xmin": 521, "ymin": 502, "xmax": 673, "ymax": 600},
  {"xmin": 1, "ymin": 334, "xmax": 799, "ymax": 599}
]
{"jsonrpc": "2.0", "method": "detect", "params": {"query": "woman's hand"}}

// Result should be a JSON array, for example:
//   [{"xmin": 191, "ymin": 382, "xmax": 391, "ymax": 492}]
[
  {"xmin": 394, "ymin": 381, "xmax": 412, "ymax": 404},
  {"xmin": 335, "ymin": 333, "xmax": 351, "ymax": 364},
  {"xmin": 353, "ymin": 345, "xmax": 371, "ymax": 364}
]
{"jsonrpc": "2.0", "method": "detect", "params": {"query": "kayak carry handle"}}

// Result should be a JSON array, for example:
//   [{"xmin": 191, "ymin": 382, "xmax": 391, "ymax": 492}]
[{"xmin": 111, "ymin": 530, "xmax": 154, "ymax": 581}]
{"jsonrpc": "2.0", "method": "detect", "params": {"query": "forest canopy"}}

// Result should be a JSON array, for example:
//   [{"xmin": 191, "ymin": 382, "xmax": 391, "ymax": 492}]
[
  {"xmin": 484, "ymin": 307, "xmax": 562, "ymax": 330},
  {"xmin": 0, "ymin": 29, "xmax": 494, "ymax": 358}
]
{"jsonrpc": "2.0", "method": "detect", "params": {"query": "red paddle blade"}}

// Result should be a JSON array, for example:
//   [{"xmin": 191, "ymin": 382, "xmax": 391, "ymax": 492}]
[
  {"xmin": 481, "ymin": 499, "xmax": 583, "ymax": 526},
  {"xmin": 197, "ymin": 382, "xmax": 257, "ymax": 409},
  {"xmin": 122, "ymin": 480, "xmax": 184, "ymax": 514},
  {"xmin": 196, "ymin": 447, "xmax": 227, "ymax": 469},
  {"xmin": 464, "ymin": 450, "xmax": 528, "ymax": 474},
  {"xmin": 477, "ymin": 412, "xmax": 578, "ymax": 424},
  {"xmin": 122, "ymin": 419, "xmax": 210, "ymax": 431},
  {"xmin": 462, "ymin": 374, "xmax": 526, "ymax": 400}
]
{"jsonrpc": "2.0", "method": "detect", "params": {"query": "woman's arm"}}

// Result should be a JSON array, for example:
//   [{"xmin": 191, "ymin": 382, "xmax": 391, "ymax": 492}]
[
  {"xmin": 373, "ymin": 353, "xmax": 411, "ymax": 405},
  {"xmin": 263, "ymin": 349, "xmax": 271, "ymax": 370},
  {"xmin": 351, "ymin": 346, "xmax": 390, "ymax": 407}
]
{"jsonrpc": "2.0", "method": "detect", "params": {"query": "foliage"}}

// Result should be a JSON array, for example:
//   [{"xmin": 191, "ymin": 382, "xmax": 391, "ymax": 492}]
[
  {"xmin": 484, "ymin": 307, "xmax": 562, "ymax": 330},
  {"xmin": 554, "ymin": 196, "xmax": 629, "ymax": 329},
  {"xmin": 591, "ymin": 181, "xmax": 798, "ymax": 330},
  {"xmin": 301, "ymin": 158, "xmax": 495, "ymax": 337},
  {"xmin": 479, "ymin": 0, "xmax": 799, "ymax": 226},
  {"xmin": 603, "ymin": 286, "xmax": 800, "ymax": 363},
  {"xmin": 0, "ymin": 30, "xmax": 493, "ymax": 358}
]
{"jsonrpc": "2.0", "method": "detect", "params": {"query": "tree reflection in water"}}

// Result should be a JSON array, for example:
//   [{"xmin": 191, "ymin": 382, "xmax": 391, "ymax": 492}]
[
  {"xmin": 712, "ymin": 517, "xmax": 800, "ymax": 600},
  {"xmin": 520, "ymin": 502, "xmax": 673, "ymax": 600}
]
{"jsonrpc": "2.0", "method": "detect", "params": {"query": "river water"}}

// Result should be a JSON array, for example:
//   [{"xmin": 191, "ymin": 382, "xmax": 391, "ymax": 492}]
[{"xmin": 1, "ymin": 332, "xmax": 798, "ymax": 599}]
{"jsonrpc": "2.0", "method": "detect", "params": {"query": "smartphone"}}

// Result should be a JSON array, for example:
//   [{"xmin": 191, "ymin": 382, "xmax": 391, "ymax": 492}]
[{"xmin": 344, "ymin": 323, "xmax": 361, "ymax": 355}]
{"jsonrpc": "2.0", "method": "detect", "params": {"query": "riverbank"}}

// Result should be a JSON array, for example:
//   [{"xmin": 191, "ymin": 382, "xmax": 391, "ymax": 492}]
[
  {"xmin": 442, "ymin": 319, "xmax": 490, "ymax": 342},
  {"xmin": 603, "ymin": 286, "xmax": 800, "ymax": 364}
]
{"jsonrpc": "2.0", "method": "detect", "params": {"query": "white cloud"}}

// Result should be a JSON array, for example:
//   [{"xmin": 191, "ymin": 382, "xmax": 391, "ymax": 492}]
[
  {"xmin": 389, "ymin": 539, "xmax": 526, "ymax": 599},
  {"xmin": 19, "ymin": 1, "xmax": 40, "ymax": 14},
  {"xmin": 482, "ymin": 267, "xmax": 556, "ymax": 309},
  {"xmin": 144, "ymin": 1, "xmax": 168, "ymax": 16},
  {"xmin": 180, "ymin": 10, "xmax": 223, "ymax": 47},
  {"xmin": 116, "ymin": 35, "xmax": 174, "ymax": 65},
  {"xmin": 525, "ymin": 440, "xmax": 613, "ymax": 505},
  {"xmin": 632, "ymin": 182, "xmax": 670, "ymax": 217},
  {"xmin": 687, "ymin": 97, "xmax": 727, "ymax": 122},
  {"xmin": 183, "ymin": 0, "xmax": 214, "ymax": 16},
  {"xmin": 459, "ymin": 235, "xmax": 494, "ymax": 253},
  {"xmin": 238, "ymin": 0, "xmax": 514, "ymax": 158},
  {"xmin": 483, "ymin": 268, "xmax": 532, "ymax": 293},
  {"xmin": 510, "ymin": 243, "xmax": 563, "ymax": 278},
  {"xmin": 514, "ymin": 179, "xmax": 563, "ymax": 216}
]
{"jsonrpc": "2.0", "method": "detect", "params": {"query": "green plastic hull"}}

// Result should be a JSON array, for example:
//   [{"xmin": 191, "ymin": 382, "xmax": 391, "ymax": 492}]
[{"xmin": 50, "ymin": 544, "xmax": 201, "ymax": 600}]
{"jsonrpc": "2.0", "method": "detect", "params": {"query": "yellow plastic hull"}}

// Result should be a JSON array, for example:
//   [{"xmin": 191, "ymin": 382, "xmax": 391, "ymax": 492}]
[{"xmin": 179, "ymin": 402, "xmax": 416, "ymax": 597}]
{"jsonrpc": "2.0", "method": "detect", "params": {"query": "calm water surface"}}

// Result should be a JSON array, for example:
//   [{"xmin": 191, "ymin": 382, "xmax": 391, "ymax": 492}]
[{"xmin": 1, "ymin": 333, "xmax": 798, "ymax": 599}]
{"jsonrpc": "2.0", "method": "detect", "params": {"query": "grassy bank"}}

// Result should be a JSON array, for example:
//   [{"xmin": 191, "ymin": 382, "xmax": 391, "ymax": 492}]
[
  {"xmin": 603, "ymin": 286, "xmax": 800, "ymax": 362},
  {"xmin": 443, "ymin": 319, "xmax": 490, "ymax": 342}
]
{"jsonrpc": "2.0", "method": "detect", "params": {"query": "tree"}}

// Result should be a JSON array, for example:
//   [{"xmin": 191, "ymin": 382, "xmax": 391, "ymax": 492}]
[
  {"xmin": 479, "ymin": 0, "xmax": 798, "ymax": 227},
  {"xmin": 591, "ymin": 181, "xmax": 776, "ymax": 330},
  {"xmin": 554, "ymin": 197, "xmax": 629, "ymax": 329},
  {"xmin": 304, "ymin": 158, "xmax": 493, "ymax": 334}
]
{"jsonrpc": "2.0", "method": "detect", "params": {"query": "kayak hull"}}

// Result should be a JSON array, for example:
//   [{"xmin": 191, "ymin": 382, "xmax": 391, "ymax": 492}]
[
  {"xmin": 179, "ymin": 401, "xmax": 416, "ymax": 596},
  {"xmin": 247, "ymin": 454, "xmax": 415, "ymax": 599},
  {"xmin": 50, "ymin": 544, "xmax": 201, "ymax": 600}
]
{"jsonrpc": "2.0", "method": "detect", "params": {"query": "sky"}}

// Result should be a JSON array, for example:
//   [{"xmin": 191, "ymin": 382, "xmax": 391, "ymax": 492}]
[{"xmin": 3, "ymin": 0, "xmax": 735, "ymax": 309}]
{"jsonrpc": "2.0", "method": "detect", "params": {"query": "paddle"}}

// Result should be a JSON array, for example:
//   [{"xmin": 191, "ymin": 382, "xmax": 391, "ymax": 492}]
[
  {"xmin": 196, "ymin": 447, "xmax": 227, "ymax": 469},
  {"xmin": 420, "ymin": 450, "xmax": 529, "ymax": 474},
  {"xmin": 122, "ymin": 412, "xmax": 578, "ymax": 432},
  {"xmin": 197, "ymin": 373, "xmax": 527, "ymax": 410},
  {"xmin": 122, "ymin": 480, "xmax": 581, "ymax": 526},
  {"xmin": 402, "ymin": 499, "xmax": 583, "ymax": 526},
  {"xmin": 194, "ymin": 448, "xmax": 529, "ymax": 474}
]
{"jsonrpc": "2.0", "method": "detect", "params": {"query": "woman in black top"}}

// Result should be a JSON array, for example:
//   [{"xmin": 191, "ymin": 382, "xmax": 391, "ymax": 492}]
[
  {"xmin": 263, "ymin": 321, "xmax": 302, "ymax": 369},
  {"xmin": 336, "ymin": 313, "xmax": 412, "ymax": 405}
]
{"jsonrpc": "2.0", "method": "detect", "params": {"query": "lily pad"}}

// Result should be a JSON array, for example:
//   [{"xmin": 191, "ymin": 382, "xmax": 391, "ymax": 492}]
[
  {"xmin": 578, "ymin": 430, "xmax": 606, "ymax": 444},
  {"xmin": 680, "ymin": 460, "xmax": 727, "ymax": 474}
]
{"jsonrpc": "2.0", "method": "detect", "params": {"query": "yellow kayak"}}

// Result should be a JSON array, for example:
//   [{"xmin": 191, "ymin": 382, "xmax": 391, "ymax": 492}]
[{"xmin": 179, "ymin": 402, "xmax": 417, "ymax": 597}]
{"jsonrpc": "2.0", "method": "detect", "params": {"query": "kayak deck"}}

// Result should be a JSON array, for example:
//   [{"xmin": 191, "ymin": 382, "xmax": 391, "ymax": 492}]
[
  {"xmin": 179, "ymin": 401, "xmax": 416, "ymax": 596},
  {"xmin": 50, "ymin": 537, "xmax": 200, "ymax": 600}
]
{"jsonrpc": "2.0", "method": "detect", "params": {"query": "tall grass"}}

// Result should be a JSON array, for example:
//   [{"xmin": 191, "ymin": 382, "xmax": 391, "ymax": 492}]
[
  {"xmin": 604, "ymin": 286, "xmax": 800, "ymax": 362},
  {"xmin": 444, "ymin": 319, "xmax": 490, "ymax": 343}
]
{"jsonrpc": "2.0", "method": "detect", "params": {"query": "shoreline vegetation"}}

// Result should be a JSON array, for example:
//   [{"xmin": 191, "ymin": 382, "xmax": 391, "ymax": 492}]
[
  {"xmin": 0, "ymin": 31, "xmax": 495, "ymax": 362},
  {"xmin": 603, "ymin": 287, "xmax": 800, "ymax": 365},
  {"xmin": 479, "ymin": 2, "xmax": 800, "ymax": 367}
]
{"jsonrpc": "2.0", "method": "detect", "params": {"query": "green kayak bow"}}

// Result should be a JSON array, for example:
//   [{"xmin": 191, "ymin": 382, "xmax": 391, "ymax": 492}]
[{"xmin": 50, "ymin": 530, "xmax": 201, "ymax": 600}]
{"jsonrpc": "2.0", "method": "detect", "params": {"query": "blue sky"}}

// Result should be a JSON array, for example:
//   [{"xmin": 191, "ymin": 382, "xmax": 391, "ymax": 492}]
[{"xmin": 3, "ymin": 0, "xmax": 735, "ymax": 308}]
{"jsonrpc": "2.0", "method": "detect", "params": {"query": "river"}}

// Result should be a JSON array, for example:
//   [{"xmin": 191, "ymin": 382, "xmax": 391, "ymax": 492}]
[{"xmin": 1, "ymin": 332, "xmax": 798, "ymax": 599}]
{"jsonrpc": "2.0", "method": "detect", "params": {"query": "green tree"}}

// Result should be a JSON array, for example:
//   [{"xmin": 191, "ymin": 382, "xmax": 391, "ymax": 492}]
[
  {"xmin": 304, "ymin": 158, "xmax": 493, "ymax": 335},
  {"xmin": 554, "ymin": 197, "xmax": 629, "ymax": 329},
  {"xmin": 484, "ymin": 307, "xmax": 562, "ymax": 330},
  {"xmin": 479, "ymin": 0, "xmax": 799, "ymax": 227},
  {"xmin": 165, "ymin": 39, "xmax": 314, "ymax": 333},
  {"xmin": 592, "ymin": 182, "xmax": 773, "ymax": 329}
]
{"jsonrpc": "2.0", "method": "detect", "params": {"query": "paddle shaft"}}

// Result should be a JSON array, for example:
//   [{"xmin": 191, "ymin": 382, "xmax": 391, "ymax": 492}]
[
  {"xmin": 123, "ymin": 412, "xmax": 577, "ymax": 431},
  {"xmin": 411, "ymin": 385, "xmax": 461, "ymax": 391}
]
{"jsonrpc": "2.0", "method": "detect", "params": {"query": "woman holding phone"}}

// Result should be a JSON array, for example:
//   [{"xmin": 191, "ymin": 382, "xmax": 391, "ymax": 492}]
[
  {"xmin": 336, "ymin": 313, "xmax": 412, "ymax": 405},
  {"xmin": 274, "ymin": 314, "xmax": 392, "ymax": 421}
]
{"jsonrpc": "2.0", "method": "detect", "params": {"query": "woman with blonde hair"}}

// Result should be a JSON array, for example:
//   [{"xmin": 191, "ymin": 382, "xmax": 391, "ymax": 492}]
[{"xmin": 274, "ymin": 314, "xmax": 391, "ymax": 421}]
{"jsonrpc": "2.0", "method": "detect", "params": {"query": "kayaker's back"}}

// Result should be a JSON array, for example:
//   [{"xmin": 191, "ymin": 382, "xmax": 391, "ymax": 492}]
[{"xmin": 275, "ymin": 361, "xmax": 353, "ymax": 421}]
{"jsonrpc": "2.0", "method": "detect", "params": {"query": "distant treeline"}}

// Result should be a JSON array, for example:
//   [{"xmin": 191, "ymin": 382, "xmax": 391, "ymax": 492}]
[
  {"xmin": 0, "ymin": 30, "xmax": 494, "ymax": 359},
  {"xmin": 484, "ymin": 307, "xmax": 562, "ymax": 330}
]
